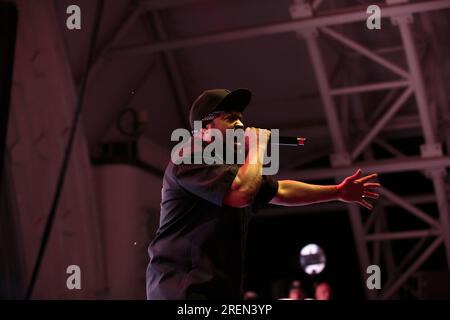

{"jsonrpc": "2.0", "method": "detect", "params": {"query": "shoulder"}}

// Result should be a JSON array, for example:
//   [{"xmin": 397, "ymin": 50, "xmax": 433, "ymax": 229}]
[{"xmin": 162, "ymin": 161, "xmax": 177, "ymax": 183}]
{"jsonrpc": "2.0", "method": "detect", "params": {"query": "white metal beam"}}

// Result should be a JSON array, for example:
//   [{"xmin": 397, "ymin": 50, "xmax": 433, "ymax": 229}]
[
  {"xmin": 303, "ymin": 29, "xmax": 347, "ymax": 153},
  {"xmin": 351, "ymin": 87, "xmax": 413, "ymax": 160},
  {"xmin": 300, "ymin": 13, "xmax": 371, "ymax": 298},
  {"xmin": 88, "ymin": 4, "xmax": 143, "ymax": 84},
  {"xmin": 261, "ymin": 193, "xmax": 443, "ymax": 217},
  {"xmin": 348, "ymin": 204, "xmax": 377, "ymax": 299},
  {"xmin": 149, "ymin": 11, "xmax": 190, "ymax": 127},
  {"xmin": 368, "ymin": 89, "xmax": 401, "ymax": 124},
  {"xmin": 430, "ymin": 170, "xmax": 450, "ymax": 265},
  {"xmin": 379, "ymin": 187, "xmax": 440, "ymax": 229},
  {"xmin": 365, "ymin": 205, "xmax": 382, "ymax": 233},
  {"xmin": 331, "ymin": 80, "xmax": 410, "ymax": 96},
  {"xmin": 396, "ymin": 16, "xmax": 436, "ymax": 145},
  {"xmin": 113, "ymin": 0, "xmax": 450, "ymax": 56},
  {"xmin": 277, "ymin": 156, "xmax": 450, "ymax": 180},
  {"xmin": 320, "ymin": 27, "xmax": 410, "ymax": 79},
  {"xmin": 395, "ymin": 14, "xmax": 450, "ymax": 267},
  {"xmin": 381, "ymin": 236, "xmax": 443, "ymax": 299},
  {"xmin": 373, "ymin": 138, "xmax": 406, "ymax": 158},
  {"xmin": 420, "ymin": 15, "xmax": 450, "ymax": 155},
  {"xmin": 395, "ymin": 237, "xmax": 428, "ymax": 278},
  {"xmin": 365, "ymin": 230, "xmax": 441, "ymax": 241},
  {"xmin": 143, "ymin": 0, "xmax": 205, "ymax": 11}
]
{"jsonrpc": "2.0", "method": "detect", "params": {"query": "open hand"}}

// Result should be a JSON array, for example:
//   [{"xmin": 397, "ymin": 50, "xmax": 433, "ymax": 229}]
[{"xmin": 337, "ymin": 169, "xmax": 380, "ymax": 210}]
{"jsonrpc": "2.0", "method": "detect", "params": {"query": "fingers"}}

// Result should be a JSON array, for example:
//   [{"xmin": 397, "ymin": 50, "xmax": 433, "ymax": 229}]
[
  {"xmin": 244, "ymin": 127, "xmax": 259, "ymax": 135},
  {"xmin": 358, "ymin": 199, "xmax": 373, "ymax": 210},
  {"xmin": 364, "ymin": 182, "xmax": 380, "ymax": 189},
  {"xmin": 245, "ymin": 128, "xmax": 271, "ymax": 155},
  {"xmin": 260, "ymin": 128, "xmax": 271, "ymax": 143},
  {"xmin": 244, "ymin": 127, "xmax": 257, "ymax": 151},
  {"xmin": 266, "ymin": 129, "xmax": 271, "ymax": 141},
  {"xmin": 351, "ymin": 174, "xmax": 380, "ymax": 209},
  {"xmin": 363, "ymin": 191, "xmax": 379, "ymax": 199},
  {"xmin": 348, "ymin": 169, "xmax": 362, "ymax": 181},
  {"xmin": 245, "ymin": 128, "xmax": 270, "ymax": 141},
  {"xmin": 244, "ymin": 127, "xmax": 257, "ymax": 138},
  {"xmin": 356, "ymin": 173, "xmax": 378, "ymax": 184}
]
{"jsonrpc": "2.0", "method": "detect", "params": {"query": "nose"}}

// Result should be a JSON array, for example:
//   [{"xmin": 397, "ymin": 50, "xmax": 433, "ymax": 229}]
[{"xmin": 234, "ymin": 120, "xmax": 244, "ymax": 128}]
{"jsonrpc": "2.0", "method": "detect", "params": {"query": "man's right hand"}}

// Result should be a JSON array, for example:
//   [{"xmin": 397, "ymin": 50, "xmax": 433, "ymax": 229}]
[
  {"xmin": 244, "ymin": 127, "xmax": 271, "ymax": 160},
  {"xmin": 224, "ymin": 127, "xmax": 269, "ymax": 208}
]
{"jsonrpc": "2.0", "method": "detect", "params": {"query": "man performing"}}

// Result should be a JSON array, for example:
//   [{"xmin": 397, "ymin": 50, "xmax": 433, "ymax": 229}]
[{"xmin": 146, "ymin": 88, "xmax": 380, "ymax": 300}]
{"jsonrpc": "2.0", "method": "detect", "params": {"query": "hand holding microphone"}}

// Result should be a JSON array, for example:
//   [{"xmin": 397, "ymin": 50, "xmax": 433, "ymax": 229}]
[{"xmin": 243, "ymin": 127, "xmax": 271, "ymax": 153}]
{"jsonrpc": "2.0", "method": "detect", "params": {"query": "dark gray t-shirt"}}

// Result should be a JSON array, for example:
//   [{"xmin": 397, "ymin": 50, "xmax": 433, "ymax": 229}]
[{"xmin": 146, "ymin": 159, "xmax": 278, "ymax": 300}]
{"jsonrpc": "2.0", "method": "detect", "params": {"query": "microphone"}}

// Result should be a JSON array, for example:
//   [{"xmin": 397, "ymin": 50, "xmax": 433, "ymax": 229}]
[
  {"xmin": 276, "ymin": 136, "xmax": 306, "ymax": 147},
  {"xmin": 237, "ymin": 127, "xmax": 307, "ymax": 147},
  {"xmin": 264, "ymin": 128, "xmax": 306, "ymax": 146}
]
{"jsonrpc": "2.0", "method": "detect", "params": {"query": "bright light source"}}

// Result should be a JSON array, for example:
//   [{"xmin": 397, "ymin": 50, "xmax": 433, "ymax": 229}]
[{"xmin": 299, "ymin": 243, "xmax": 326, "ymax": 275}]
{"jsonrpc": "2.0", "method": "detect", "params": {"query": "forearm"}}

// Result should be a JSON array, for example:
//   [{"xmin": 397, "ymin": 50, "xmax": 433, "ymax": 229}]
[
  {"xmin": 270, "ymin": 180, "xmax": 340, "ymax": 206},
  {"xmin": 232, "ymin": 147, "xmax": 264, "ymax": 197},
  {"xmin": 224, "ymin": 128, "xmax": 270, "ymax": 207}
]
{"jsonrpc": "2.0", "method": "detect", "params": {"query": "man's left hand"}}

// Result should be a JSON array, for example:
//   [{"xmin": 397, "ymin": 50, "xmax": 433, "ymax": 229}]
[{"xmin": 337, "ymin": 169, "xmax": 380, "ymax": 210}]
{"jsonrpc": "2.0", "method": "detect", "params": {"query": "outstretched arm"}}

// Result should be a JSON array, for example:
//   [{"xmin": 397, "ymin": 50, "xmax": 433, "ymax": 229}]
[{"xmin": 270, "ymin": 169, "xmax": 380, "ymax": 209}]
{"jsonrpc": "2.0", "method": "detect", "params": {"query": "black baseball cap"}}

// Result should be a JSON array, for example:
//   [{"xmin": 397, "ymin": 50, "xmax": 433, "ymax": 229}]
[{"xmin": 189, "ymin": 88, "xmax": 252, "ymax": 129}]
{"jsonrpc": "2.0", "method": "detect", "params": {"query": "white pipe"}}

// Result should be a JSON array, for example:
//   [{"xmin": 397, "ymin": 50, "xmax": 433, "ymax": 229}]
[
  {"xmin": 351, "ymin": 87, "xmax": 413, "ymax": 160},
  {"xmin": 430, "ymin": 170, "xmax": 450, "ymax": 266},
  {"xmin": 380, "ymin": 187, "xmax": 440, "ymax": 228},
  {"xmin": 304, "ymin": 27, "xmax": 370, "ymax": 298},
  {"xmin": 366, "ymin": 229, "xmax": 441, "ymax": 241},
  {"xmin": 88, "ymin": 5, "xmax": 143, "ymax": 83},
  {"xmin": 304, "ymin": 31, "xmax": 346, "ymax": 153},
  {"xmin": 373, "ymin": 211, "xmax": 382, "ymax": 266},
  {"xmin": 331, "ymin": 80, "xmax": 410, "ymax": 96},
  {"xmin": 144, "ymin": 0, "xmax": 205, "ymax": 11},
  {"xmin": 369, "ymin": 89, "xmax": 400, "ymax": 124},
  {"xmin": 383, "ymin": 115, "xmax": 421, "ymax": 131},
  {"xmin": 373, "ymin": 138, "xmax": 406, "ymax": 158},
  {"xmin": 151, "ymin": 11, "xmax": 190, "ymax": 127},
  {"xmin": 114, "ymin": 1, "xmax": 450, "ymax": 56},
  {"xmin": 379, "ymin": 211, "xmax": 397, "ymax": 283},
  {"xmin": 312, "ymin": 0, "xmax": 323, "ymax": 10},
  {"xmin": 277, "ymin": 155, "xmax": 450, "ymax": 181},
  {"xmin": 397, "ymin": 17, "xmax": 436, "ymax": 145},
  {"xmin": 396, "ymin": 17, "xmax": 450, "ymax": 267},
  {"xmin": 395, "ymin": 237, "xmax": 428, "ymax": 277},
  {"xmin": 381, "ymin": 237, "xmax": 443, "ymax": 299},
  {"xmin": 321, "ymin": 27, "xmax": 409, "ymax": 79},
  {"xmin": 349, "ymin": 204, "xmax": 378, "ymax": 299},
  {"xmin": 260, "ymin": 193, "xmax": 442, "ymax": 217},
  {"xmin": 364, "ymin": 205, "xmax": 382, "ymax": 233}
]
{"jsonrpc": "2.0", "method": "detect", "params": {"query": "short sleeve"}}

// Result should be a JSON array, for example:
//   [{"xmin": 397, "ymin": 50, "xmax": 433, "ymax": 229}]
[
  {"xmin": 253, "ymin": 175, "xmax": 279, "ymax": 207},
  {"xmin": 175, "ymin": 163, "xmax": 239, "ymax": 206}
]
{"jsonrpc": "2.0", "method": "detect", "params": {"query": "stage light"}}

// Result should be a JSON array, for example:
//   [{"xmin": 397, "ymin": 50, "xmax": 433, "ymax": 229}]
[{"xmin": 299, "ymin": 243, "xmax": 326, "ymax": 275}]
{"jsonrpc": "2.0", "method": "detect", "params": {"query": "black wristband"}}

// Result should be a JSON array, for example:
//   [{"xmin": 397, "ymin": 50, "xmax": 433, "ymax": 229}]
[{"xmin": 253, "ymin": 176, "xmax": 279, "ymax": 207}]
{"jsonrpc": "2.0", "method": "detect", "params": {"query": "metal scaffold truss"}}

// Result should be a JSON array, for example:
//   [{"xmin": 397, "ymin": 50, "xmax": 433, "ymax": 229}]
[{"xmin": 287, "ymin": 0, "xmax": 450, "ymax": 299}]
